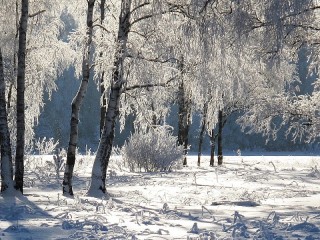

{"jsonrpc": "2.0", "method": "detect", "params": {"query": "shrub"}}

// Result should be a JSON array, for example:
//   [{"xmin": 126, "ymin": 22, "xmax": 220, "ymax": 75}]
[{"xmin": 122, "ymin": 126, "xmax": 183, "ymax": 172}]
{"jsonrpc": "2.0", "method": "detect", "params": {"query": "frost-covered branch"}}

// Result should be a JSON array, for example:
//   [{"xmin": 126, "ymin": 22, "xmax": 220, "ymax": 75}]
[
  {"xmin": 123, "ymin": 75, "xmax": 177, "ymax": 92},
  {"xmin": 126, "ymin": 52, "xmax": 179, "ymax": 64},
  {"xmin": 130, "ymin": 11, "xmax": 169, "ymax": 26},
  {"xmin": 93, "ymin": 23, "xmax": 111, "ymax": 33},
  {"xmin": 28, "ymin": 9, "xmax": 46, "ymax": 18},
  {"xmin": 130, "ymin": 2, "xmax": 150, "ymax": 14}
]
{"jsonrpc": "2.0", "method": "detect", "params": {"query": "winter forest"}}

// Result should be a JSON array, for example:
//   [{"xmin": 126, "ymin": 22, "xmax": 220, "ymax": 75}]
[{"xmin": 1, "ymin": 0, "xmax": 320, "ymax": 239}]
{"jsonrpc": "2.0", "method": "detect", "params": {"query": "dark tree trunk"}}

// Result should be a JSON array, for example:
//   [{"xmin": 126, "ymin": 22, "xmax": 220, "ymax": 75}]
[
  {"xmin": 151, "ymin": 102, "xmax": 157, "ymax": 126},
  {"xmin": 7, "ymin": 83, "xmax": 13, "ymax": 110},
  {"xmin": 217, "ymin": 110, "xmax": 223, "ymax": 165},
  {"xmin": 88, "ymin": 0, "xmax": 132, "ymax": 196},
  {"xmin": 63, "ymin": 0, "xmax": 95, "ymax": 196},
  {"xmin": 100, "ymin": 72, "xmax": 106, "ymax": 134},
  {"xmin": 197, "ymin": 102, "xmax": 208, "ymax": 167},
  {"xmin": 15, "ymin": 0, "xmax": 29, "ymax": 193},
  {"xmin": 177, "ymin": 60, "xmax": 191, "ymax": 166},
  {"xmin": 0, "ymin": 49, "xmax": 14, "ymax": 193},
  {"xmin": 209, "ymin": 129, "xmax": 215, "ymax": 167},
  {"xmin": 99, "ymin": 0, "xmax": 107, "ymax": 135}
]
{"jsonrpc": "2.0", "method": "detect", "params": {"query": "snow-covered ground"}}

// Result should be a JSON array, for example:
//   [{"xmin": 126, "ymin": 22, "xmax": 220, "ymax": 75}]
[{"xmin": 1, "ymin": 154, "xmax": 320, "ymax": 239}]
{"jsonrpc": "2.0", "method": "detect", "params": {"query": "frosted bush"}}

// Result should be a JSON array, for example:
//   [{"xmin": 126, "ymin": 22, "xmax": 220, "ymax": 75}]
[
  {"xmin": 34, "ymin": 137, "xmax": 59, "ymax": 155},
  {"xmin": 122, "ymin": 127, "xmax": 183, "ymax": 172}
]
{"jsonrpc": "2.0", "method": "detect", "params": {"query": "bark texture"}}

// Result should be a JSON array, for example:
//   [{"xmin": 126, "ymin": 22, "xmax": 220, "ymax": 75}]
[
  {"xmin": 197, "ymin": 102, "xmax": 208, "ymax": 166},
  {"xmin": 99, "ymin": 0, "xmax": 107, "ymax": 135},
  {"xmin": 15, "ymin": 0, "xmax": 29, "ymax": 193},
  {"xmin": 217, "ymin": 110, "xmax": 223, "ymax": 165},
  {"xmin": 88, "ymin": 0, "xmax": 132, "ymax": 195},
  {"xmin": 0, "ymin": 49, "xmax": 14, "ymax": 193},
  {"xmin": 63, "ymin": 0, "xmax": 95, "ymax": 196},
  {"xmin": 177, "ymin": 57, "xmax": 191, "ymax": 166},
  {"xmin": 209, "ymin": 129, "xmax": 215, "ymax": 167}
]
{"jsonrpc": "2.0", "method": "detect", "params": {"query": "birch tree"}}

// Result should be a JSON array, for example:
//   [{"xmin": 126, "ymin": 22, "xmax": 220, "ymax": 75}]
[
  {"xmin": 63, "ymin": 0, "xmax": 96, "ymax": 196},
  {"xmin": 0, "ymin": 49, "xmax": 14, "ymax": 193},
  {"xmin": 15, "ymin": 0, "xmax": 29, "ymax": 193},
  {"xmin": 235, "ymin": 1, "xmax": 320, "ymax": 143},
  {"xmin": 1, "ymin": 0, "xmax": 74, "ymax": 193},
  {"xmin": 88, "ymin": 0, "xmax": 132, "ymax": 195},
  {"xmin": 87, "ymin": 0, "xmax": 184, "ymax": 195}
]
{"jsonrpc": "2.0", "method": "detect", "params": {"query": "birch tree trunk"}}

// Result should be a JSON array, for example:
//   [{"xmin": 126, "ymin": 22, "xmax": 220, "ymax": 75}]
[
  {"xmin": 88, "ymin": 0, "xmax": 132, "ymax": 196},
  {"xmin": 0, "ymin": 49, "xmax": 14, "ymax": 193},
  {"xmin": 99, "ymin": 0, "xmax": 107, "ymax": 135},
  {"xmin": 177, "ymin": 56, "xmax": 192, "ymax": 166},
  {"xmin": 15, "ymin": 0, "xmax": 28, "ymax": 193},
  {"xmin": 217, "ymin": 110, "xmax": 223, "ymax": 165},
  {"xmin": 197, "ymin": 102, "xmax": 208, "ymax": 166},
  {"xmin": 209, "ymin": 129, "xmax": 215, "ymax": 167},
  {"xmin": 178, "ymin": 79, "xmax": 191, "ymax": 166},
  {"xmin": 63, "ymin": 0, "xmax": 95, "ymax": 196}
]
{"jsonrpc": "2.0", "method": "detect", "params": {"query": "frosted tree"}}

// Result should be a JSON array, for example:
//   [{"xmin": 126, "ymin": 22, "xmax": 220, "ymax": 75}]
[
  {"xmin": 88, "ymin": 0, "xmax": 187, "ymax": 195},
  {"xmin": 88, "ymin": 0, "xmax": 135, "ymax": 195},
  {"xmin": 62, "ymin": 0, "xmax": 96, "ymax": 196},
  {"xmin": 183, "ymin": 0, "xmax": 320, "ymax": 166},
  {"xmin": 234, "ymin": 0, "xmax": 320, "ymax": 143},
  {"xmin": 14, "ymin": 0, "xmax": 29, "ymax": 193},
  {"xmin": 0, "ymin": 49, "xmax": 14, "ymax": 193},
  {"xmin": 1, "ymin": 0, "xmax": 74, "ymax": 193},
  {"xmin": 99, "ymin": 0, "xmax": 107, "ymax": 135}
]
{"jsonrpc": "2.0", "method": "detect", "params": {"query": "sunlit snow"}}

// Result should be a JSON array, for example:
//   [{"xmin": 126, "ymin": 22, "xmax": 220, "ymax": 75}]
[{"xmin": 0, "ymin": 154, "xmax": 320, "ymax": 239}]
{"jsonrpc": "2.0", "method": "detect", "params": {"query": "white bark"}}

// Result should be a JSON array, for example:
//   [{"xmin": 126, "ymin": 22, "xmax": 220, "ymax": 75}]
[
  {"xmin": 88, "ymin": 0, "xmax": 132, "ymax": 196},
  {"xmin": 63, "ymin": 0, "xmax": 95, "ymax": 196}
]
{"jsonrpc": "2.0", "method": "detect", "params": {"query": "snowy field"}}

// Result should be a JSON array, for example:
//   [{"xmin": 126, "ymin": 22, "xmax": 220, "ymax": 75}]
[{"xmin": 0, "ymin": 154, "xmax": 320, "ymax": 239}]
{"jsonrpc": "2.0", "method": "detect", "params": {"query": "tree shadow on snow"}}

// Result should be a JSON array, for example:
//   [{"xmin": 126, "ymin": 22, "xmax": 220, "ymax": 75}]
[{"xmin": 0, "ymin": 192, "xmax": 73, "ymax": 239}]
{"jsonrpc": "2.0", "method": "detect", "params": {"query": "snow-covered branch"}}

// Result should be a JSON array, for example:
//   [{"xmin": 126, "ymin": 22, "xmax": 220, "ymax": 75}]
[
  {"xmin": 28, "ymin": 9, "xmax": 46, "ymax": 18},
  {"xmin": 123, "ymin": 75, "xmax": 177, "ymax": 92}
]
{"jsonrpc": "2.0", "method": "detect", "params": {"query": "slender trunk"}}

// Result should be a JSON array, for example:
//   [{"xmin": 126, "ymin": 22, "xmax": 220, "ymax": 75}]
[
  {"xmin": 15, "ymin": 0, "xmax": 29, "ymax": 193},
  {"xmin": 63, "ymin": 0, "xmax": 95, "ymax": 196},
  {"xmin": 99, "ymin": 0, "xmax": 106, "ymax": 135},
  {"xmin": 209, "ymin": 129, "xmax": 215, "ymax": 167},
  {"xmin": 88, "ymin": 0, "xmax": 132, "ymax": 196},
  {"xmin": 197, "ymin": 102, "xmax": 208, "ymax": 167},
  {"xmin": 7, "ymin": 84, "xmax": 13, "ymax": 110},
  {"xmin": 177, "ymin": 59, "xmax": 191, "ymax": 166},
  {"xmin": 8, "ymin": 0, "xmax": 19, "ymax": 110},
  {"xmin": 217, "ymin": 110, "xmax": 223, "ymax": 165},
  {"xmin": 0, "ymin": 49, "xmax": 14, "ymax": 193},
  {"xmin": 100, "ymin": 72, "xmax": 106, "ymax": 134},
  {"xmin": 151, "ymin": 101, "xmax": 158, "ymax": 126}
]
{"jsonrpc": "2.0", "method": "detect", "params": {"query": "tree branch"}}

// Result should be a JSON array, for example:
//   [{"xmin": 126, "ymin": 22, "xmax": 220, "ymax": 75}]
[
  {"xmin": 280, "ymin": 5, "xmax": 320, "ymax": 20},
  {"xmin": 283, "ymin": 23, "xmax": 320, "ymax": 31},
  {"xmin": 126, "ymin": 52, "xmax": 180, "ymax": 64},
  {"xmin": 123, "ymin": 75, "xmax": 177, "ymax": 92},
  {"xmin": 130, "ymin": 2, "xmax": 150, "ymax": 14},
  {"xmin": 28, "ymin": 10, "xmax": 46, "ymax": 18},
  {"xmin": 93, "ymin": 23, "xmax": 111, "ymax": 33},
  {"xmin": 130, "ymin": 13, "xmax": 155, "ymax": 26}
]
